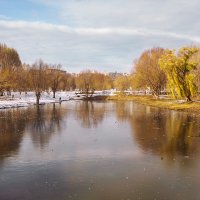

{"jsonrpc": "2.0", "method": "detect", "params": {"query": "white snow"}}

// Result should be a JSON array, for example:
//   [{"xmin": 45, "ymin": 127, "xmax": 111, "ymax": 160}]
[
  {"xmin": 0, "ymin": 91, "xmax": 72, "ymax": 109},
  {"xmin": 0, "ymin": 90, "xmax": 114, "ymax": 109}
]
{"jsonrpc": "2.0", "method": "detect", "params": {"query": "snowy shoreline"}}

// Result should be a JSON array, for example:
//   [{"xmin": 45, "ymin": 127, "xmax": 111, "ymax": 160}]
[
  {"xmin": 0, "ymin": 91, "xmax": 114, "ymax": 109},
  {"xmin": 0, "ymin": 91, "xmax": 76, "ymax": 109}
]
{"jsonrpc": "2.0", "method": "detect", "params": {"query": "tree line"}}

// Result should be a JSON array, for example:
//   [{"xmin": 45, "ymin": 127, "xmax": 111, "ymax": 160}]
[
  {"xmin": 133, "ymin": 46, "xmax": 199, "ymax": 101},
  {"xmin": 0, "ymin": 43, "xmax": 115, "ymax": 104},
  {"xmin": 0, "ymin": 43, "xmax": 200, "ymax": 104}
]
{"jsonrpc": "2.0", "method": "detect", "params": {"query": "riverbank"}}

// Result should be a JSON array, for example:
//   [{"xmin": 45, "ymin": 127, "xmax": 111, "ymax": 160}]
[
  {"xmin": 107, "ymin": 95, "xmax": 200, "ymax": 113},
  {"xmin": 0, "ymin": 92, "xmax": 74, "ymax": 109},
  {"xmin": 1, "ymin": 92, "xmax": 200, "ymax": 113},
  {"xmin": 0, "ymin": 91, "xmax": 111, "ymax": 109}
]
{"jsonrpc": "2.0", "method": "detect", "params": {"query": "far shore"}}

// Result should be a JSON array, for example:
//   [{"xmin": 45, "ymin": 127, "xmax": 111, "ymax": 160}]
[
  {"xmin": 0, "ymin": 91, "xmax": 111, "ymax": 109},
  {"xmin": 107, "ymin": 95, "xmax": 200, "ymax": 113},
  {"xmin": 1, "ymin": 91, "xmax": 200, "ymax": 114}
]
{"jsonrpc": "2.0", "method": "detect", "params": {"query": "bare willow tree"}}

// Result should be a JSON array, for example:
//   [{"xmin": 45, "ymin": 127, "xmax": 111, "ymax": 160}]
[
  {"xmin": 92, "ymin": 72, "xmax": 113, "ymax": 90},
  {"xmin": 28, "ymin": 60, "xmax": 48, "ymax": 105},
  {"xmin": 60, "ymin": 72, "xmax": 76, "ymax": 91},
  {"xmin": 15, "ymin": 63, "xmax": 31, "ymax": 94},
  {"xmin": 0, "ymin": 43, "xmax": 21, "ymax": 70},
  {"xmin": 0, "ymin": 43, "xmax": 22, "ymax": 95},
  {"xmin": 75, "ymin": 70, "xmax": 96, "ymax": 98},
  {"xmin": 134, "ymin": 47, "xmax": 166, "ymax": 97},
  {"xmin": 114, "ymin": 75, "xmax": 132, "ymax": 92},
  {"xmin": 75, "ymin": 70, "xmax": 113, "ymax": 98},
  {"xmin": 47, "ymin": 64, "xmax": 63, "ymax": 98}
]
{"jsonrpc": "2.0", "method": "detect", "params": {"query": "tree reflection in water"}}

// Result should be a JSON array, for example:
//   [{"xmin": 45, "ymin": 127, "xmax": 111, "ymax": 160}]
[
  {"xmin": 28, "ymin": 104, "xmax": 66, "ymax": 148},
  {"xmin": 0, "ymin": 101, "xmax": 200, "ymax": 166},
  {"xmin": 161, "ymin": 112, "xmax": 198, "ymax": 163},
  {"xmin": 75, "ymin": 101, "xmax": 106, "ymax": 128},
  {"xmin": 0, "ymin": 109, "xmax": 28, "ymax": 163},
  {"xmin": 0, "ymin": 104, "xmax": 67, "ymax": 163},
  {"xmin": 115, "ymin": 101, "xmax": 200, "ymax": 163}
]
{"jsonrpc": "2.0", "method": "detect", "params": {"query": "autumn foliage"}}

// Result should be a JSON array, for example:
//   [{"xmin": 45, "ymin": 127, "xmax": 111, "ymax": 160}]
[{"xmin": 1, "ymin": 43, "xmax": 200, "ymax": 103}]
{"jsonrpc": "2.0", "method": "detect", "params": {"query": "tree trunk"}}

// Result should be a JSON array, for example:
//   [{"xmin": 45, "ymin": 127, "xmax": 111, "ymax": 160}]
[
  {"xmin": 90, "ymin": 89, "xmax": 95, "ymax": 97},
  {"xmin": 186, "ymin": 95, "xmax": 192, "ymax": 102},
  {"xmin": 36, "ymin": 92, "xmax": 41, "ymax": 105},
  {"xmin": 152, "ymin": 90, "xmax": 159, "ymax": 99},
  {"xmin": 86, "ymin": 88, "xmax": 89, "ymax": 99},
  {"xmin": 53, "ymin": 90, "xmax": 56, "ymax": 98},
  {"xmin": 7, "ymin": 91, "xmax": 11, "ymax": 96}
]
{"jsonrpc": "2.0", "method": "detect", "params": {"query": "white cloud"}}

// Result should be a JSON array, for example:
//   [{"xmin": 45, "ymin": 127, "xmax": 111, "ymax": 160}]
[
  {"xmin": 31, "ymin": 0, "xmax": 200, "ymax": 34},
  {"xmin": 1, "ymin": 0, "xmax": 200, "ymax": 72},
  {"xmin": 0, "ymin": 20, "xmax": 199, "ymax": 42},
  {"xmin": 0, "ymin": 19, "xmax": 198, "ymax": 72}
]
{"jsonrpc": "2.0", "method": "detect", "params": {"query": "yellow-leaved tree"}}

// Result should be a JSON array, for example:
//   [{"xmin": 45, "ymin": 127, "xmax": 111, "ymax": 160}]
[
  {"xmin": 0, "ymin": 43, "xmax": 22, "ymax": 95},
  {"xmin": 159, "ymin": 47, "xmax": 198, "ymax": 101}
]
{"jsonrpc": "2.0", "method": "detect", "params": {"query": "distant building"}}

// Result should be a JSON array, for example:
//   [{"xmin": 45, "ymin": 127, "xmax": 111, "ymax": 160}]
[{"xmin": 108, "ymin": 72, "xmax": 130, "ymax": 79}]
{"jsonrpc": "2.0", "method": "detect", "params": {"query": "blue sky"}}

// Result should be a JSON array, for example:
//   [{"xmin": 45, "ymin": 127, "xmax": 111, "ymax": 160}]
[{"xmin": 0, "ymin": 0, "xmax": 200, "ymax": 72}]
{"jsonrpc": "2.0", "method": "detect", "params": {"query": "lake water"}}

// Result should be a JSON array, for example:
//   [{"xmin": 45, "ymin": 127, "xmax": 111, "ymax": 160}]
[{"xmin": 0, "ymin": 101, "xmax": 200, "ymax": 200}]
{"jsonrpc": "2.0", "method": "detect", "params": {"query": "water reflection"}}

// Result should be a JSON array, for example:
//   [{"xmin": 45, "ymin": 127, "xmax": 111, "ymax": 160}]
[
  {"xmin": 0, "ymin": 104, "xmax": 68, "ymax": 162},
  {"xmin": 0, "ymin": 109, "xmax": 27, "ymax": 162},
  {"xmin": 28, "ymin": 104, "xmax": 65, "ymax": 148},
  {"xmin": 75, "ymin": 101, "xmax": 106, "ymax": 128},
  {"xmin": 0, "ymin": 102, "xmax": 199, "ymax": 164},
  {"xmin": 1, "ymin": 102, "xmax": 200, "ymax": 200},
  {"xmin": 114, "ymin": 102, "xmax": 200, "ymax": 162},
  {"xmin": 161, "ymin": 112, "xmax": 198, "ymax": 162}
]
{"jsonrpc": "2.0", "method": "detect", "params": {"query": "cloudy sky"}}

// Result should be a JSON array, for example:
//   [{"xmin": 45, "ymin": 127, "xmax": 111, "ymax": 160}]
[{"xmin": 0, "ymin": 0, "xmax": 200, "ymax": 72}]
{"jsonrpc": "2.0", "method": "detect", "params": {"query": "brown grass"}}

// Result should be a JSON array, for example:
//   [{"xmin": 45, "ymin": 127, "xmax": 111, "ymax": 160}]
[{"xmin": 106, "ymin": 95, "xmax": 200, "ymax": 113}]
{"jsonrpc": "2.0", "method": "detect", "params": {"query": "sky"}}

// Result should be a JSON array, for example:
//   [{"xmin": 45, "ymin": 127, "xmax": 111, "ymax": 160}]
[{"xmin": 0, "ymin": 0, "xmax": 200, "ymax": 73}]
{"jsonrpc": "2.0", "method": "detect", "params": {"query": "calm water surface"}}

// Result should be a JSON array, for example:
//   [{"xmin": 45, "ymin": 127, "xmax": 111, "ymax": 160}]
[{"xmin": 0, "ymin": 101, "xmax": 200, "ymax": 200}]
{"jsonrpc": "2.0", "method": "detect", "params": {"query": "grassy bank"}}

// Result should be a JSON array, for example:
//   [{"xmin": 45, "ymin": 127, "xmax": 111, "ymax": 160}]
[{"xmin": 106, "ymin": 95, "xmax": 200, "ymax": 113}]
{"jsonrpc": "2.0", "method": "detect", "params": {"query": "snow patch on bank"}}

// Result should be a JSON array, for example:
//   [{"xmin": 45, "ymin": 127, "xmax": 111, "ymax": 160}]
[
  {"xmin": 0, "ymin": 91, "xmax": 73, "ymax": 109},
  {"xmin": 0, "ymin": 90, "xmax": 115, "ymax": 109}
]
